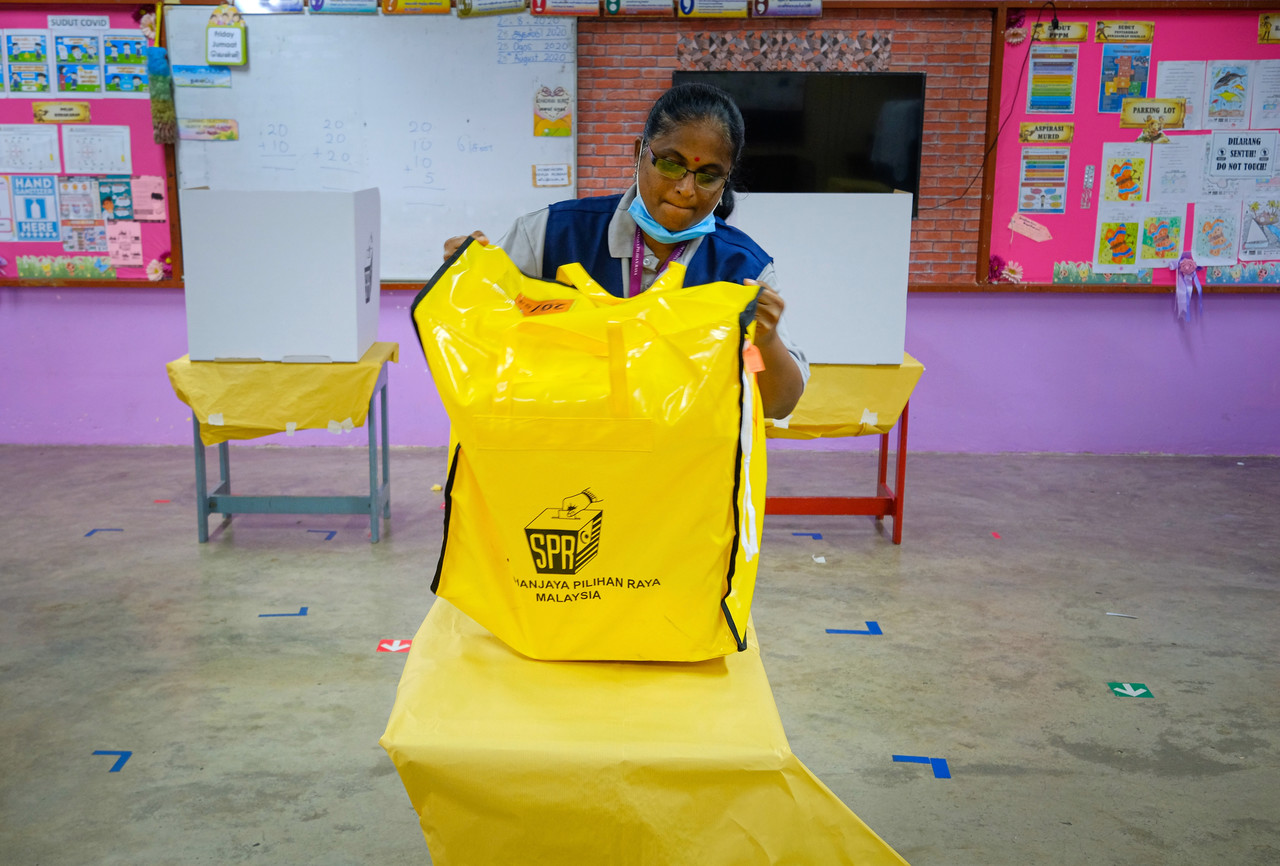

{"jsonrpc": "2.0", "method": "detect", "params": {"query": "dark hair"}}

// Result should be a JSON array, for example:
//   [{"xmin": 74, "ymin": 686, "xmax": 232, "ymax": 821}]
[{"xmin": 642, "ymin": 83, "xmax": 745, "ymax": 220}]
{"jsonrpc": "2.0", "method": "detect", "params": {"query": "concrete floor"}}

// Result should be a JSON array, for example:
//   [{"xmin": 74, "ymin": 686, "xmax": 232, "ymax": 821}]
[{"xmin": 0, "ymin": 444, "xmax": 1276, "ymax": 866}]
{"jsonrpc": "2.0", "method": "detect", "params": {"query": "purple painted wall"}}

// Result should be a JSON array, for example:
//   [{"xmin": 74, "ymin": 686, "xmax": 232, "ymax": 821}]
[{"xmin": 1, "ymin": 286, "xmax": 1277, "ymax": 454}]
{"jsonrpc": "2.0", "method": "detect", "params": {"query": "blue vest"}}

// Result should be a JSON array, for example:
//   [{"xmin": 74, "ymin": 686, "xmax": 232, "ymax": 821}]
[{"xmin": 542, "ymin": 193, "xmax": 771, "ymax": 297}]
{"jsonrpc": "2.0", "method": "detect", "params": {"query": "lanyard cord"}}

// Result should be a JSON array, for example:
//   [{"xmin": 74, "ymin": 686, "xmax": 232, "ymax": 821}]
[{"xmin": 628, "ymin": 227, "xmax": 686, "ymax": 298}]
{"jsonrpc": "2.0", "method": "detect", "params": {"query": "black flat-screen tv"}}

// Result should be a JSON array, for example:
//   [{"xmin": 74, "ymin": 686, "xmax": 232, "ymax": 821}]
[{"xmin": 671, "ymin": 71, "xmax": 926, "ymax": 216}]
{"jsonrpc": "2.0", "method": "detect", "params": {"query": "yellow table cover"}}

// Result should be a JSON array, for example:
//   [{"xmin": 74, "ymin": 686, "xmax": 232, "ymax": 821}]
[
  {"xmin": 380, "ymin": 599, "xmax": 909, "ymax": 866},
  {"xmin": 166, "ymin": 342, "xmax": 399, "ymax": 445},
  {"xmin": 767, "ymin": 353, "xmax": 924, "ymax": 440}
]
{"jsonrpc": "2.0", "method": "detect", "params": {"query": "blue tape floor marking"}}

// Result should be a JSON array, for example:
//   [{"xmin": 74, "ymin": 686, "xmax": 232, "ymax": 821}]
[
  {"xmin": 892, "ymin": 755, "xmax": 951, "ymax": 779},
  {"xmin": 826, "ymin": 622, "xmax": 882, "ymax": 635},
  {"xmin": 791, "ymin": 532, "xmax": 823, "ymax": 540},
  {"xmin": 259, "ymin": 607, "xmax": 308, "ymax": 618},
  {"xmin": 307, "ymin": 530, "xmax": 337, "ymax": 541},
  {"xmin": 84, "ymin": 529, "xmax": 124, "ymax": 537},
  {"xmin": 92, "ymin": 750, "xmax": 132, "ymax": 772}
]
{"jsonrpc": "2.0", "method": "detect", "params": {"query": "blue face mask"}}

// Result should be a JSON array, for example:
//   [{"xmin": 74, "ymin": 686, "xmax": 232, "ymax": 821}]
[{"xmin": 627, "ymin": 193, "xmax": 718, "ymax": 245}]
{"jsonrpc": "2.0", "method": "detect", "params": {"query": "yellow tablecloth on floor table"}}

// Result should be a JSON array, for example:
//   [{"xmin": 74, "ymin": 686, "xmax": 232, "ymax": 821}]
[
  {"xmin": 380, "ymin": 599, "xmax": 909, "ymax": 866},
  {"xmin": 767, "ymin": 352, "xmax": 924, "ymax": 439},
  {"xmin": 166, "ymin": 342, "xmax": 399, "ymax": 445}
]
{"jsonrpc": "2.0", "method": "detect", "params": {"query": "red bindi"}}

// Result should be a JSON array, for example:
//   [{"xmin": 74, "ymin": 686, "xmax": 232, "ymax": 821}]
[{"xmin": 693, "ymin": 157, "xmax": 701, "ymax": 162}]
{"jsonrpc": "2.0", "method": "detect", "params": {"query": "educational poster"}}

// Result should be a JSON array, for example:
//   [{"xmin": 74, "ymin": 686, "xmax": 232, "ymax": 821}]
[
  {"xmin": 99, "ymin": 175, "xmax": 132, "ymax": 220},
  {"xmin": 62, "ymin": 124, "xmax": 132, "ymax": 174},
  {"xmin": 53, "ymin": 34, "xmax": 102, "ymax": 94},
  {"xmin": 235, "ymin": 0, "xmax": 306, "ymax": 12},
  {"xmin": 61, "ymin": 218, "xmax": 107, "ymax": 252},
  {"xmin": 1018, "ymin": 146, "xmax": 1068, "ymax": 214},
  {"xmin": 107, "ymin": 220, "xmax": 143, "ymax": 266},
  {"xmin": 1102, "ymin": 142, "xmax": 1149, "ymax": 202},
  {"xmin": 0, "ymin": 176, "xmax": 14, "ymax": 239},
  {"xmin": 676, "ymin": 0, "xmax": 750, "ymax": 19},
  {"xmin": 382, "ymin": 0, "xmax": 451, "ymax": 13},
  {"xmin": 1239, "ymin": 197, "xmax": 1280, "ymax": 261},
  {"xmin": 1093, "ymin": 204, "xmax": 1141, "ymax": 272},
  {"xmin": 603, "ymin": 0, "xmax": 675, "ymax": 14},
  {"xmin": 1138, "ymin": 205, "xmax": 1184, "ymax": 266},
  {"xmin": 1148, "ymin": 134, "xmax": 1206, "ymax": 203},
  {"xmin": 11, "ymin": 173, "xmax": 59, "ymax": 241},
  {"xmin": 6, "ymin": 31, "xmax": 53, "ymax": 95},
  {"xmin": 747, "ymin": 0, "xmax": 824, "ymax": 17},
  {"xmin": 455, "ymin": 0, "xmax": 527, "ymax": 15},
  {"xmin": 1249, "ymin": 59, "xmax": 1280, "ymax": 128},
  {"xmin": 1191, "ymin": 201, "xmax": 1240, "ymax": 265},
  {"xmin": 1099, "ymin": 44, "xmax": 1150, "ymax": 112},
  {"xmin": 533, "ymin": 84, "xmax": 572, "ymax": 136},
  {"xmin": 0, "ymin": 123, "xmax": 60, "ymax": 173},
  {"xmin": 131, "ymin": 175, "xmax": 167, "ymax": 221},
  {"xmin": 1026, "ymin": 43, "xmax": 1078, "ymax": 114},
  {"xmin": 56, "ymin": 175, "xmax": 99, "ymax": 219},
  {"xmin": 531, "ymin": 0, "xmax": 601, "ymax": 14},
  {"xmin": 1155, "ymin": 60, "xmax": 1206, "ymax": 129},
  {"xmin": 1204, "ymin": 61, "xmax": 1251, "ymax": 129},
  {"xmin": 104, "ymin": 64, "xmax": 147, "ymax": 96},
  {"xmin": 311, "ymin": 0, "xmax": 380, "ymax": 13},
  {"xmin": 102, "ymin": 30, "xmax": 148, "ymax": 97}
]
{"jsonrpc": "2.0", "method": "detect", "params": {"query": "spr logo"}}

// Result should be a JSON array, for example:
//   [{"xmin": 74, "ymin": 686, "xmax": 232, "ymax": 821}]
[{"xmin": 525, "ymin": 489, "xmax": 602, "ymax": 575}]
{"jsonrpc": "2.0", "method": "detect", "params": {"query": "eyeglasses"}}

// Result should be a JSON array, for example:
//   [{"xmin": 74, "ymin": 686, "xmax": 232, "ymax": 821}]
[{"xmin": 644, "ymin": 145, "xmax": 728, "ymax": 192}]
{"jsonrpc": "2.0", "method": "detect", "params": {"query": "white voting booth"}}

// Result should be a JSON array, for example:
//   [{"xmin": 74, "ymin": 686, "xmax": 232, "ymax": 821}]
[{"xmin": 729, "ymin": 193, "xmax": 913, "ymax": 366}]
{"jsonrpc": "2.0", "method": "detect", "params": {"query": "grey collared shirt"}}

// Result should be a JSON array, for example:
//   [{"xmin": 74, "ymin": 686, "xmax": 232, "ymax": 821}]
[{"xmin": 497, "ymin": 185, "xmax": 810, "ymax": 385}]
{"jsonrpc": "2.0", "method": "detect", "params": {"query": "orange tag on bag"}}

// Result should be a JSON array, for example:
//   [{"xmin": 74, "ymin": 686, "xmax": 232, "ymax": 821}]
[
  {"xmin": 743, "ymin": 343, "xmax": 765, "ymax": 373},
  {"xmin": 514, "ymin": 294, "xmax": 574, "ymax": 316}
]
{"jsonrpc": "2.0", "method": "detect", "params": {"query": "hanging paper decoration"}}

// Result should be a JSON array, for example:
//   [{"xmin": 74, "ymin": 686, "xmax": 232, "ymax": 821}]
[
  {"xmin": 1170, "ymin": 252, "xmax": 1204, "ymax": 320},
  {"xmin": 146, "ymin": 47, "xmax": 176, "ymax": 144}
]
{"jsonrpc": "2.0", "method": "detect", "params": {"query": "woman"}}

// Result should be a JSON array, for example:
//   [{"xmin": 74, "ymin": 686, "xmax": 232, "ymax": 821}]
[{"xmin": 443, "ymin": 83, "xmax": 807, "ymax": 419}]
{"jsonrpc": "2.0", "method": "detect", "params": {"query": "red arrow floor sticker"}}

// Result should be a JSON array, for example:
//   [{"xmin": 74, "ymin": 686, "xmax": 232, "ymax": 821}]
[{"xmin": 377, "ymin": 639, "xmax": 412, "ymax": 653}]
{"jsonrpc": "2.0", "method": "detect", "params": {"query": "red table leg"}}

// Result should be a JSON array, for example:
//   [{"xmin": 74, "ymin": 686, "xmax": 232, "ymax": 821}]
[{"xmin": 765, "ymin": 400, "xmax": 911, "ymax": 544}]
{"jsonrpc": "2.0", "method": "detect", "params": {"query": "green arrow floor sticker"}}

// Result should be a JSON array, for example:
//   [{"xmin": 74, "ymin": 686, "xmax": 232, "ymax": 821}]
[{"xmin": 1107, "ymin": 682, "xmax": 1153, "ymax": 698}]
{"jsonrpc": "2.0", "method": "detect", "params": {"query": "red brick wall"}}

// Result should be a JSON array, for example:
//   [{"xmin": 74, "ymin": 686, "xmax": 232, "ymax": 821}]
[{"xmin": 577, "ymin": 9, "xmax": 993, "ymax": 286}]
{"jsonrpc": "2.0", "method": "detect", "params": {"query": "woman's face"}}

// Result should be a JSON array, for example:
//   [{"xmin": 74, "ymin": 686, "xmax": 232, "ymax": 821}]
[{"xmin": 633, "ymin": 121, "xmax": 732, "ymax": 234}]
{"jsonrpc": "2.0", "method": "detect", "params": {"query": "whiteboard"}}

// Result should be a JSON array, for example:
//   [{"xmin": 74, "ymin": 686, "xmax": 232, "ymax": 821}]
[
  {"xmin": 165, "ymin": 9, "xmax": 576, "ymax": 280},
  {"xmin": 728, "ymin": 193, "xmax": 912, "ymax": 365}
]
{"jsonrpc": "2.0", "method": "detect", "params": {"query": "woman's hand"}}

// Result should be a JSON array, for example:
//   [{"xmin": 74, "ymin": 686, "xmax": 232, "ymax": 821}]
[
  {"xmin": 743, "ymin": 278, "xmax": 804, "ymax": 419},
  {"xmin": 443, "ymin": 230, "xmax": 489, "ymax": 261},
  {"xmin": 744, "ymin": 279, "xmax": 784, "ymax": 347}
]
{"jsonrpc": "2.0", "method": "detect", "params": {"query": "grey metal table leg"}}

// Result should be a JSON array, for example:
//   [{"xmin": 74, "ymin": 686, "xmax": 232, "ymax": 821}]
[
  {"xmin": 194, "ymin": 416, "xmax": 209, "ymax": 543},
  {"xmin": 368, "ymin": 386, "xmax": 381, "ymax": 543},
  {"xmin": 381, "ymin": 380, "xmax": 391, "ymax": 520},
  {"xmin": 218, "ymin": 441, "xmax": 231, "ymax": 508}
]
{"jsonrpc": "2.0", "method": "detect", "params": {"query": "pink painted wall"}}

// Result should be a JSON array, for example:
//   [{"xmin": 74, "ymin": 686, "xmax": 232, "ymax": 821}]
[{"xmin": 2, "ymin": 286, "xmax": 1276, "ymax": 455}]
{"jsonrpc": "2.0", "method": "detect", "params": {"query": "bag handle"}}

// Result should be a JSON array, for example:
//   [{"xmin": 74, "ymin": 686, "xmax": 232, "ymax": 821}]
[{"xmin": 554, "ymin": 263, "xmax": 619, "ymax": 303}]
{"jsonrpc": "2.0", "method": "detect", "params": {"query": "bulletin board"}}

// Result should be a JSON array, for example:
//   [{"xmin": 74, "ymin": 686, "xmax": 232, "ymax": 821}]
[
  {"xmin": 988, "ymin": 7, "xmax": 1280, "ymax": 292},
  {"xmin": 164, "ymin": 6, "xmax": 577, "ymax": 282},
  {"xmin": 0, "ymin": 4, "xmax": 179, "ymax": 288}
]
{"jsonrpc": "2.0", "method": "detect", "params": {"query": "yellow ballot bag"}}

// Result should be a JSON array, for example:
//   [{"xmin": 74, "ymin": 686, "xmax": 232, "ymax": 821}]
[{"xmin": 411, "ymin": 239, "xmax": 767, "ymax": 661}]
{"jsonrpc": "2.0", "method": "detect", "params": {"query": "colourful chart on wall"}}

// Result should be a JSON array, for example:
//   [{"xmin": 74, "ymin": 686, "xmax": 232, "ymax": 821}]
[
  {"xmin": 990, "ymin": 8, "xmax": 1280, "ymax": 288},
  {"xmin": 0, "ymin": 7, "xmax": 174, "ymax": 285}
]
